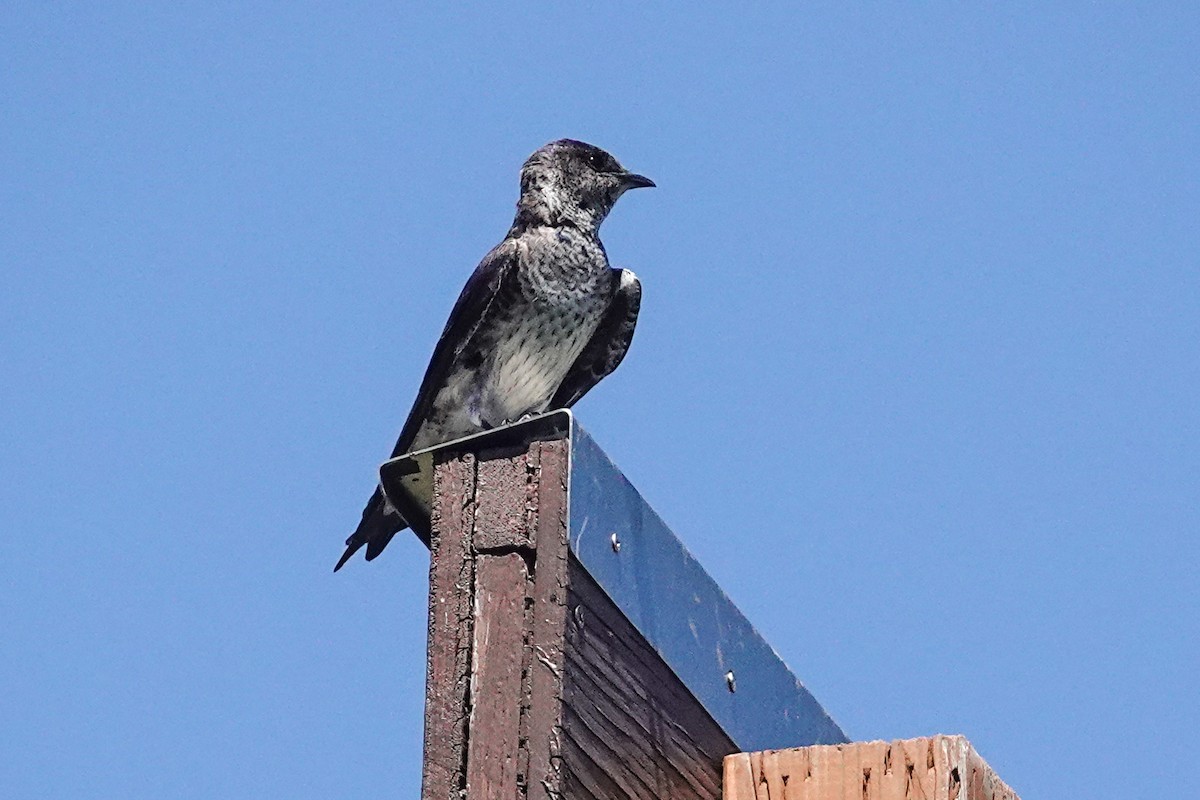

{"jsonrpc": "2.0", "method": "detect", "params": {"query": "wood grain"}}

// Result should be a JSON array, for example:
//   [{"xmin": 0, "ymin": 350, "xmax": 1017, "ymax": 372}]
[
  {"xmin": 560, "ymin": 556, "xmax": 735, "ymax": 799},
  {"xmin": 466, "ymin": 552, "xmax": 529, "ymax": 800},
  {"xmin": 525, "ymin": 441, "xmax": 571, "ymax": 800},
  {"xmin": 722, "ymin": 736, "xmax": 1020, "ymax": 800},
  {"xmin": 422, "ymin": 452, "xmax": 477, "ymax": 800}
]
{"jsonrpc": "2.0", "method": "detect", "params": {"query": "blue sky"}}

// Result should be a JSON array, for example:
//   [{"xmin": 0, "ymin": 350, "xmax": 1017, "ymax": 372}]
[{"xmin": 2, "ymin": 3, "xmax": 1196, "ymax": 797}]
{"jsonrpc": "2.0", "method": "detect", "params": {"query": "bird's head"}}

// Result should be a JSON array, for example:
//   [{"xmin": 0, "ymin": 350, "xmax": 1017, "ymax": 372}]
[{"xmin": 513, "ymin": 139, "xmax": 654, "ymax": 232}]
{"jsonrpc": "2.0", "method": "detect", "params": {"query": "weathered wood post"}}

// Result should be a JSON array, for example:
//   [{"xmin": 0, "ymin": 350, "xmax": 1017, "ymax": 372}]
[
  {"xmin": 412, "ymin": 435, "xmax": 738, "ymax": 799},
  {"xmin": 380, "ymin": 412, "xmax": 1018, "ymax": 800}
]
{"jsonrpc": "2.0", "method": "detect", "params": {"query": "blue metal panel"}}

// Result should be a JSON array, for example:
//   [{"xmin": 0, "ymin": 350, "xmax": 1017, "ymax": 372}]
[
  {"xmin": 566, "ymin": 418, "xmax": 847, "ymax": 751},
  {"xmin": 378, "ymin": 410, "xmax": 847, "ymax": 751}
]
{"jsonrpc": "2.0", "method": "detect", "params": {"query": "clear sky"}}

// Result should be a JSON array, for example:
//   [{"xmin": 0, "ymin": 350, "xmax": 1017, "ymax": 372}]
[{"xmin": 2, "ymin": 4, "xmax": 1196, "ymax": 798}]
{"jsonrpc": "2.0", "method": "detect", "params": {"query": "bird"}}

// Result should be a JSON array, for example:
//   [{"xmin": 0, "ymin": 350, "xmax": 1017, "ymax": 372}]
[{"xmin": 334, "ymin": 139, "xmax": 654, "ymax": 571}]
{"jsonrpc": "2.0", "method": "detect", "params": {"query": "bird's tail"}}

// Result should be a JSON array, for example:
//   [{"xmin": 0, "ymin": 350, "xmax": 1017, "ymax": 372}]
[{"xmin": 334, "ymin": 486, "xmax": 407, "ymax": 571}]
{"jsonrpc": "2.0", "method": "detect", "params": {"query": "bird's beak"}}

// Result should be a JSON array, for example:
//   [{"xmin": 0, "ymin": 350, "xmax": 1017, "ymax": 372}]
[{"xmin": 620, "ymin": 172, "xmax": 656, "ymax": 190}]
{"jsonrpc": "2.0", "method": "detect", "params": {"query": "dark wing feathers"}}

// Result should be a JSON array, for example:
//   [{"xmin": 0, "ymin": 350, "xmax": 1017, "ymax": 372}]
[
  {"xmin": 390, "ymin": 239, "xmax": 522, "ymax": 456},
  {"xmin": 333, "ymin": 240, "xmax": 521, "ymax": 571},
  {"xmin": 333, "ymin": 486, "xmax": 388, "ymax": 572},
  {"xmin": 550, "ymin": 268, "xmax": 641, "ymax": 410}
]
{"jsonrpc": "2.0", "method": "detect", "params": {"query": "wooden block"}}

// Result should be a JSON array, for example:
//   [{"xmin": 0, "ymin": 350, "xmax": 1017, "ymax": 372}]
[
  {"xmin": 723, "ymin": 750, "xmax": 756, "ymax": 800},
  {"xmin": 722, "ymin": 736, "xmax": 1020, "ymax": 800},
  {"xmin": 473, "ymin": 445, "xmax": 539, "ymax": 551}
]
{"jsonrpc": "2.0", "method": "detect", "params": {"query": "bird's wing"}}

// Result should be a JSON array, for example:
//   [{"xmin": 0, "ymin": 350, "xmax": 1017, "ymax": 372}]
[
  {"xmin": 333, "ymin": 239, "xmax": 522, "ymax": 572},
  {"xmin": 390, "ymin": 237, "xmax": 522, "ymax": 456},
  {"xmin": 550, "ymin": 267, "xmax": 641, "ymax": 410}
]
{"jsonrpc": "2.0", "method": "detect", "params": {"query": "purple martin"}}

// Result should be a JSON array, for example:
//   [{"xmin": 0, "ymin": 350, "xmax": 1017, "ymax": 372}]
[{"xmin": 335, "ymin": 139, "xmax": 654, "ymax": 571}]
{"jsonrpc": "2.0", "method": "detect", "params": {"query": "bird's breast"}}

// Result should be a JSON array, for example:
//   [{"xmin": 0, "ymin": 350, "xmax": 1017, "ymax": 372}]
[
  {"xmin": 482, "ymin": 299, "xmax": 600, "ymax": 421},
  {"xmin": 416, "ymin": 227, "xmax": 611, "ymax": 443}
]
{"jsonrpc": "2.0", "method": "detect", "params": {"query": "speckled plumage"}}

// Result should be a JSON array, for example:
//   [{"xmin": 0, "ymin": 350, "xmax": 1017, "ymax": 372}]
[
  {"xmin": 410, "ymin": 225, "xmax": 611, "ymax": 450},
  {"xmin": 336, "ymin": 139, "xmax": 653, "ymax": 571}
]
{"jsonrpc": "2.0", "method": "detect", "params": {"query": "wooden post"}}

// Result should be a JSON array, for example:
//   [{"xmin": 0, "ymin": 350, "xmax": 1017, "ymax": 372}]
[
  {"xmin": 420, "ymin": 436, "xmax": 736, "ymax": 800},
  {"xmin": 396, "ymin": 418, "xmax": 1020, "ymax": 800},
  {"xmin": 723, "ymin": 736, "xmax": 1021, "ymax": 800}
]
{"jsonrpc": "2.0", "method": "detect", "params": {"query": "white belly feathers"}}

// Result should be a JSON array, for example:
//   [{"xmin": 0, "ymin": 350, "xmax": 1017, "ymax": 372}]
[{"xmin": 481, "ymin": 314, "xmax": 593, "ymax": 423}]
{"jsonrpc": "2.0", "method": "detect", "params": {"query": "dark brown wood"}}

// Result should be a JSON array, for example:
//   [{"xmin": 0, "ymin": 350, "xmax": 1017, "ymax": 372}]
[
  {"xmin": 524, "ymin": 441, "xmax": 571, "ymax": 800},
  {"xmin": 472, "ymin": 444, "xmax": 539, "ymax": 551},
  {"xmin": 422, "ymin": 452, "xmax": 477, "ymax": 800},
  {"xmin": 421, "ymin": 436, "xmax": 735, "ymax": 800},
  {"xmin": 466, "ymin": 552, "xmax": 528, "ymax": 800},
  {"xmin": 561, "ymin": 557, "xmax": 734, "ymax": 799}
]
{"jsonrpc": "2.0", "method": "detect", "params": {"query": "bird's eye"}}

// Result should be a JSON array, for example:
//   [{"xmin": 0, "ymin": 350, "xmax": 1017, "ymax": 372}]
[{"xmin": 587, "ymin": 152, "xmax": 607, "ymax": 172}]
